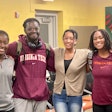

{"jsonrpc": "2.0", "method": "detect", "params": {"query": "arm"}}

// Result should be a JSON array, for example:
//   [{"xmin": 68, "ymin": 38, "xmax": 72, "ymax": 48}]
[
  {"xmin": 7, "ymin": 41, "xmax": 17, "ymax": 59},
  {"xmin": 46, "ymin": 47, "xmax": 55, "ymax": 72},
  {"xmin": 86, "ymin": 51, "xmax": 93, "ymax": 72}
]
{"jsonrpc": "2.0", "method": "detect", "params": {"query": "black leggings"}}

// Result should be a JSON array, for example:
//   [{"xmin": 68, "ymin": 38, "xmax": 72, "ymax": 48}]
[
  {"xmin": 0, "ymin": 108, "xmax": 14, "ymax": 112},
  {"xmin": 93, "ymin": 103, "xmax": 112, "ymax": 112}
]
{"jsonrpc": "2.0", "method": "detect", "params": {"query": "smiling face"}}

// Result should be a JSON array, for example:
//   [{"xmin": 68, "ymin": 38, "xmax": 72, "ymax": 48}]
[
  {"xmin": 24, "ymin": 21, "xmax": 40, "ymax": 43},
  {"xmin": 63, "ymin": 31, "xmax": 77, "ymax": 50},
  {"xmin": 0, "ymin": 34, "xmax": 9, "ymax": 55},
  {"xmin": 93, "ymin": 31, "xmax": 105, "ymax": 50}
]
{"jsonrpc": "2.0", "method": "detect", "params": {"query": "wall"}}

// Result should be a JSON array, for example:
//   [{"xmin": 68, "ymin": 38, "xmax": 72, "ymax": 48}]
[
  {"xmin": 0, "ymin": 0, "xmax": 112, "ymax": 46},
  {"xmin": 70, "ymin": 26, "xmax": 98, "ymax": 48},
  {"xmin": 0, "ymin": 0, "xmax": 89, "ymax": 44},
  {"xmin": 88, "ymin": 0, "xmax": 112, "ymax": 28},
  {"xmin": 31, "ymin": 0, "xmax": 90, "ymax": 46},
  {"xmin": 0, "ymin": 0, "xmax": 33, "ymax": 42}
]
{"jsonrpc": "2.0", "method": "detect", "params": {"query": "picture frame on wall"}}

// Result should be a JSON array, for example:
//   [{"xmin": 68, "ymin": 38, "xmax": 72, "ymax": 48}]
[{"xmin": 105, "ymin": 6, "xmax": 112, "ymax": 39}]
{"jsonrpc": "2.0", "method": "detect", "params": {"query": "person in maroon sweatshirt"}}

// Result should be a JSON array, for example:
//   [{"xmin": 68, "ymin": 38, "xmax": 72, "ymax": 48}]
[{"xmin": 7, "ymin": 18, "xmax": 55, "ymax": 112}]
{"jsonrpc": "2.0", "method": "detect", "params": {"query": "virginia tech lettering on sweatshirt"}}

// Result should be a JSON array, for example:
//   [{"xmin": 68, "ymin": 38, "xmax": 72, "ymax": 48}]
[{"xmin": 20, "ymin": 54, "xmax": 46, "ymax": 63}]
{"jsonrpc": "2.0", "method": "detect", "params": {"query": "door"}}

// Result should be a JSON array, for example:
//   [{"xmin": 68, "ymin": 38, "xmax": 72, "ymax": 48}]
[{"xmin": 35, "ymin": 11, "xmax": 58, "ymax": 47}]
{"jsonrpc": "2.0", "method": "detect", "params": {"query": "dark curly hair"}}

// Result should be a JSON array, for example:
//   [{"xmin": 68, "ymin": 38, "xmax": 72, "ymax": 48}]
[
  {"xmin": 89, "ymin": 29, "xmax": 112, "ymax": 52},
  {"xmin": 63, "ymin": 29, "xmax": 78, "ymax": 39},
  {"xmin": 23, "ymin": 18, "xmax": 40, "ymax": 28},
  {"xmin": 0, "ymin": 30, "xmax": 9, "ymax": 41}
]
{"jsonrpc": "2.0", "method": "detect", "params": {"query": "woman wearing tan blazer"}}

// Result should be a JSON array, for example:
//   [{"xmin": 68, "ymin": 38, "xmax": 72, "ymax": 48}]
[{"xmin": 53, "ymin": 29, "xmax": 90, "ymax": 112}]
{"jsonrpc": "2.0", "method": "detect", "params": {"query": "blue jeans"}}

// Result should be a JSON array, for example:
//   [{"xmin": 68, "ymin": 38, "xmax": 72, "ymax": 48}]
[{"xmin": 52, "ymin": 89, "xmax": 82, "ymax": 112}]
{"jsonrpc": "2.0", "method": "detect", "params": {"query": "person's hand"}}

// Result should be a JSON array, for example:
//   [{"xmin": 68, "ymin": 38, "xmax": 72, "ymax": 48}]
[
  {"xmin": 109, "ymin": 49, "xmax": 112, "ymax": 53},
  {"xmin": 87, "ymin": 51, "xmax": 93, "ymax": 71}
]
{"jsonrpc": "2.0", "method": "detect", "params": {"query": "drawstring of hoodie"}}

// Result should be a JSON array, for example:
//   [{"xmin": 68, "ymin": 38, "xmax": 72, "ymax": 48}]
[{"xmin": 22, "ymin": 48, "xmax": 25, "ymax": 65}]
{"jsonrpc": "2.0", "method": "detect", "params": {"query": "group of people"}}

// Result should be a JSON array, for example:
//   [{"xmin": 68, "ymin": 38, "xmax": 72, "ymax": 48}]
[{"xmin": 0, "ymin": 17, "xmax": 112, "ymax": 112}]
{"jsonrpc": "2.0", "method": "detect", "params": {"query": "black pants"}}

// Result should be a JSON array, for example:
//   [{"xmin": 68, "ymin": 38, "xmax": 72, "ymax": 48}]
[
  {"xmin": 93, "ymin": 103, "xmax": 112, "ymax": 112},
  {"xmin": 0, "ymin": 108, "xmax": 14, "ymax": 112}
]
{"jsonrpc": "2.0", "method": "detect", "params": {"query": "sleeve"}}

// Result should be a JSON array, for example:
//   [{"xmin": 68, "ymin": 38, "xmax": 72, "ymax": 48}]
[
  {"xmin": 46, "ymin": 46, "xmax": 55, "ymax": 72},
  {"xmin": 6, "ymin": 41, "xmax": 17, "ymax": 59}
]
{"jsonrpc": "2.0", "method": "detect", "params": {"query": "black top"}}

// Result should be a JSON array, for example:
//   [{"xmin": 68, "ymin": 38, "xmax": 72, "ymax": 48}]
[{"xmin": 63, "ymin": 58, "xmax": 72, "ymax": 89}]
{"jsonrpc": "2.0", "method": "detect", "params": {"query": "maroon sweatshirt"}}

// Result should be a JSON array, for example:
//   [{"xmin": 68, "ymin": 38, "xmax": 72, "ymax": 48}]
[{"xmin": 7, "ymin": 35, "xmax": 55, "ymax": 101}]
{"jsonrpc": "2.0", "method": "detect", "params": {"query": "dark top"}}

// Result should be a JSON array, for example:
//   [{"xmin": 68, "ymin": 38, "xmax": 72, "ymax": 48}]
[{"xmin": 63, "ymin": 58, "xmax": 72, "ymax": 89}]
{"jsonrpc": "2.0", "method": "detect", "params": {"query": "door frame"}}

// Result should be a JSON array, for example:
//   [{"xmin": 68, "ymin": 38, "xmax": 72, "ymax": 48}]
[{"xmin": 35, "ymin": 10, "xmax": 58, "ymax": 47}]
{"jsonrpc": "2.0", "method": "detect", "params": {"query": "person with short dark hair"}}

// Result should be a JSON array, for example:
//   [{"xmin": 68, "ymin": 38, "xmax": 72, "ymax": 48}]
[
  {"xmin": 53, "ymin": 29, "xmax": 90, "ymax": 112},
  {"xmin": 0, "ymin": 30, "xmax": 15, "ymax": 112},
  {"xmin": 89, "ymin": 29, "xmax": 112, "ymax": 112},
  {"xmin": 7, "ymin": 18, "xmax": 55, "ymax": 112}
]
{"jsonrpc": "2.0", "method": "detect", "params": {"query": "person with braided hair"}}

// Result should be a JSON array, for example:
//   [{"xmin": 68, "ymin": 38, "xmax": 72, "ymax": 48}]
[
  {"xmin": 53, "ymin": 29, "xmax": 90, "ymax": 112},
  {"xmin": 89, "ymin": 29, "xmax": 112, "ymax": 112}
]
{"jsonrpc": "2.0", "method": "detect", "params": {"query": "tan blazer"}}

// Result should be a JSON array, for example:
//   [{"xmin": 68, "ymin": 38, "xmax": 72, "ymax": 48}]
[{"xmin": 53, "ymin": 48, "xmax": 90, "ymax": 96}]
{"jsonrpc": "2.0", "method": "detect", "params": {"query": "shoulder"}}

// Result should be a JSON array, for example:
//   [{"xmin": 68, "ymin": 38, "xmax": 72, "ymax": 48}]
[
  {"xmin": 7, "ymin": 55, "xmax": 14, "ymax": 60},
  {"xmin": 8, "ymin": 41, "xmax": 17, "ymax": 47},
  {"xmin": 6, "ymin": 55, "xmax": 15, "ymax": 63},
  {"xmin": 44, "ymin": 43, "xmax": 50, "ymax": 49},
  {"xmin": 54, "ymin": 47, "xmax": 64, "ymax": 52},
  {"xmin": 54, "ymin": 48, "xmax": 64, "ymax": 57},
  {"xmin": 76, "ymin": 49, "xmax": 91, "ymax": 58},
  {"xmin": 7, "ymin": 41, "xmax": 18, "ymax": 57},
  {"xmin": 43, "ymin": 43, "xmax": 54, "ymax": 54},
  {"xmin": 8, "ymin": 41, "xmax": 18, "ymax": 52},
  {"xmin": 76, "ymin": 49, "xmax": 90, "ymax": 54}
]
